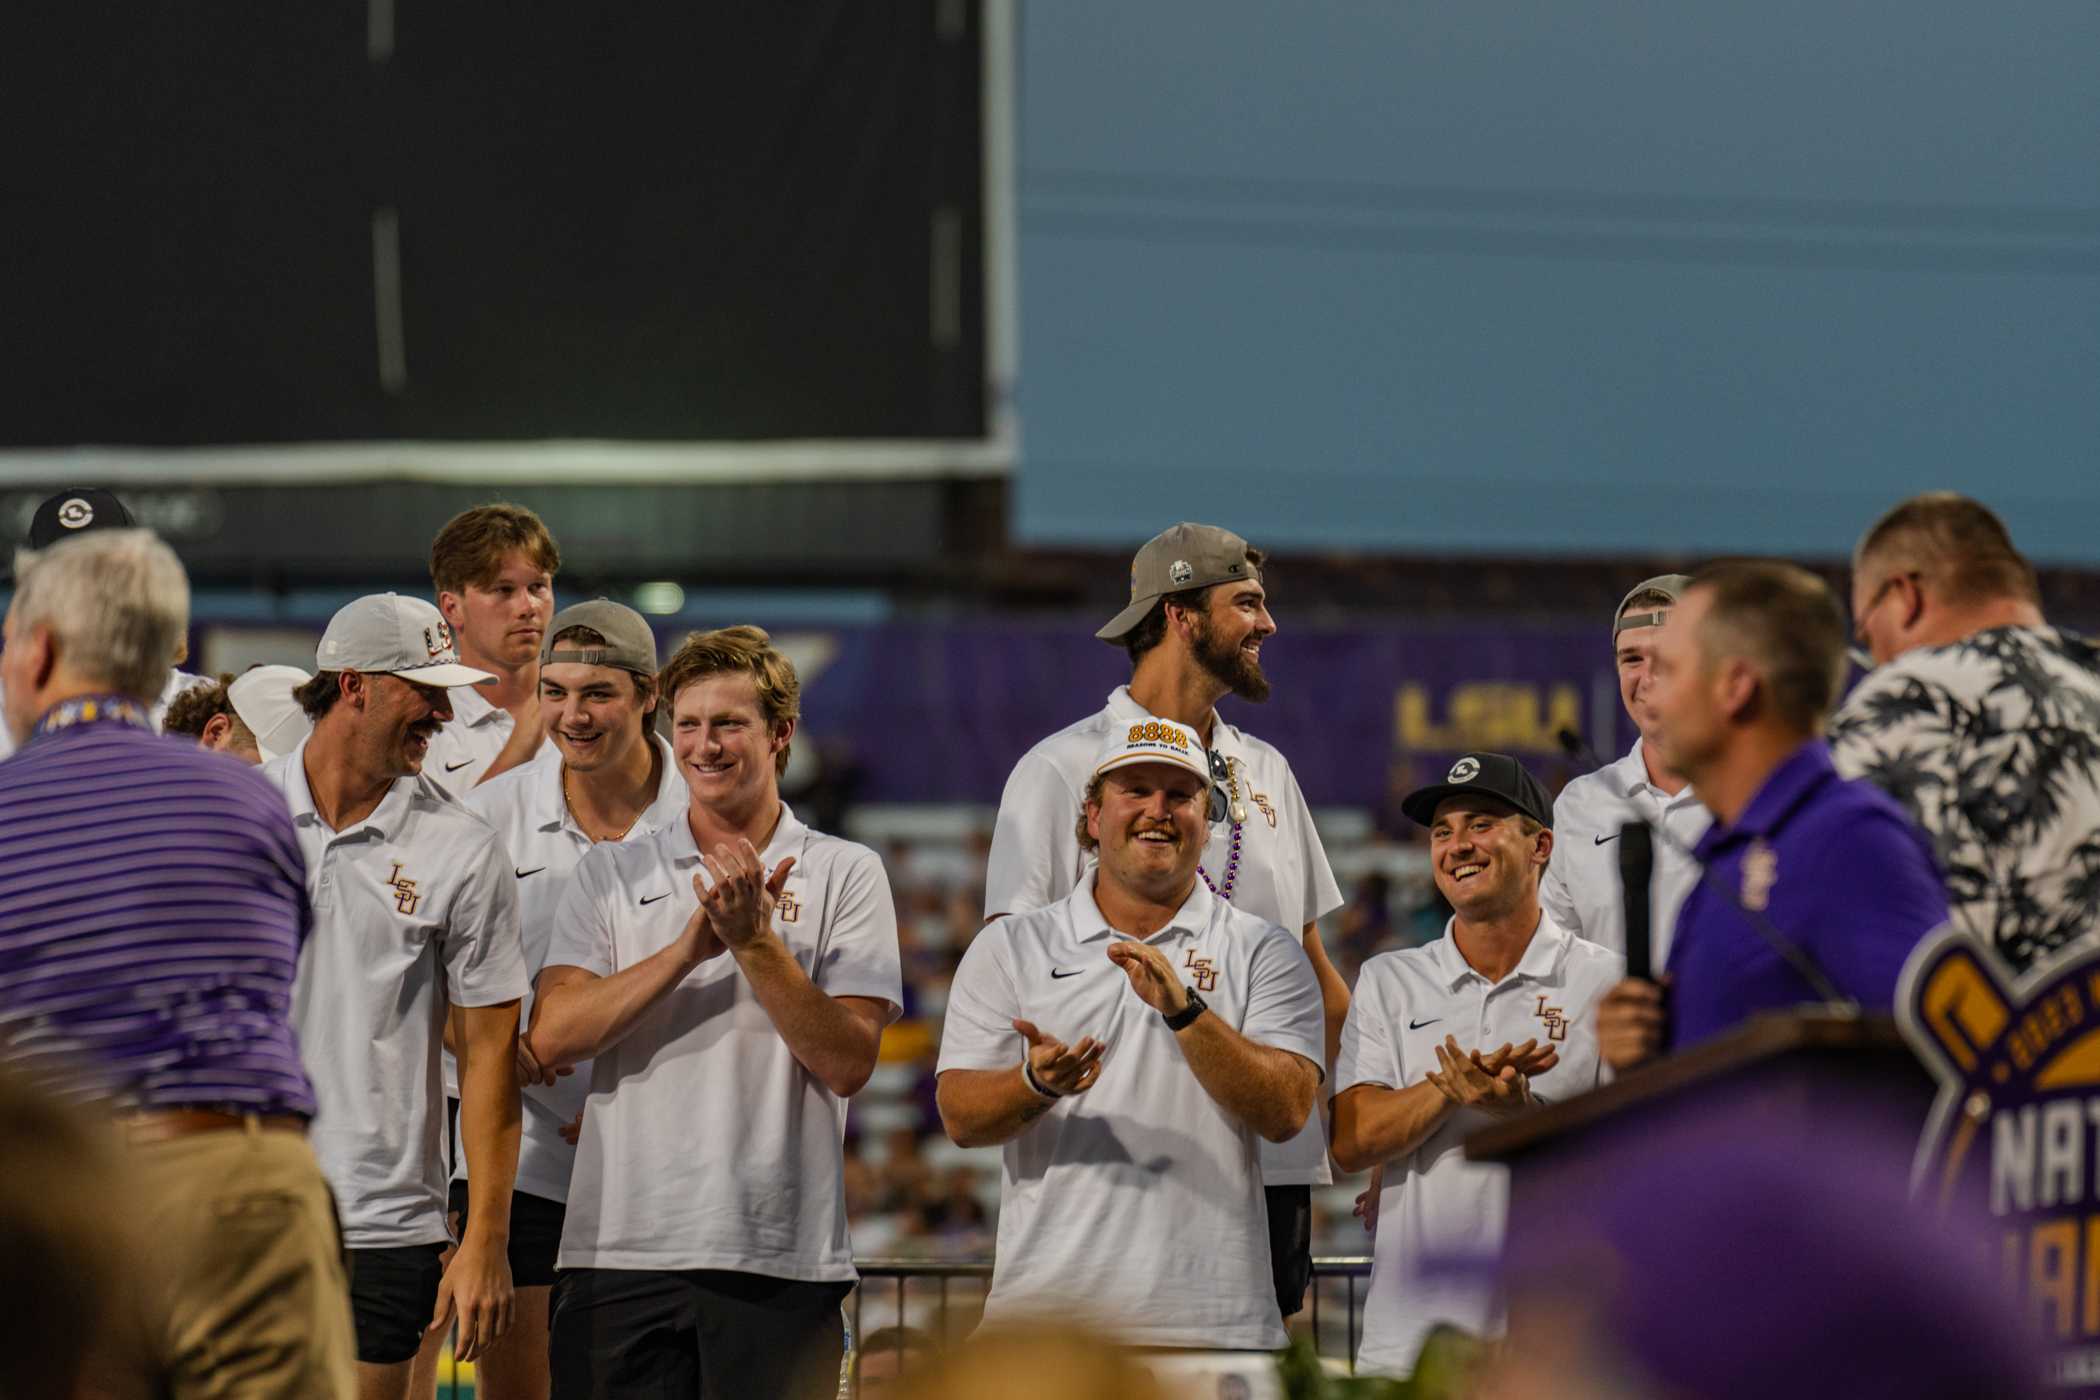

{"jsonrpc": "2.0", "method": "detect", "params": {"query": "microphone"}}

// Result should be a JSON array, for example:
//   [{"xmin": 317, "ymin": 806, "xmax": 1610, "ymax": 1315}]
[
  {"xmin": 1616, "ymin": 821, "xmax": 1654, "ymax": 982},
  {"xmin": 1553, "ymin": 726, "xmax": 1856, "ymax": 1013}
]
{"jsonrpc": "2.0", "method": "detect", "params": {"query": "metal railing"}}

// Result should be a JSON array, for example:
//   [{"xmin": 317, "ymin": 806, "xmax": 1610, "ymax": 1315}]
[{"xmin": 845, "ymin": 1254, "xmax": 1374, "ymax": 1391}]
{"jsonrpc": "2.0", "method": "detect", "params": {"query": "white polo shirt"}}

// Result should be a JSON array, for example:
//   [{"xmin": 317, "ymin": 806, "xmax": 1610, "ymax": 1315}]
[
  {"xmin": 425, "ymin": 683, "xmax": 516, "ymax": 795},
  {"xmin": 545, "ymin": 803, "xmax": 902, "ymax": 1279},
  {"xmin": 1539, "ymin": 739, "xmax": 1710, "ymax": 968},
  {"xmin": 984, "ymin": 684, "xmax": 1343, "ymax": 1185},
  {"xmin": 265, "ymin": 738, "xmax": 530, "ymax": 1249},
  {"xmin": 1335, "ymin": 913, "xmax": 1620, "ymax": 1375},
  {"xmin": 456, "ymin": 734, "xmax": 689, "ymax": 1204},
  {"xmin": 939, "ymin": 877, "xmax": 1325, "ymax": 1350}
]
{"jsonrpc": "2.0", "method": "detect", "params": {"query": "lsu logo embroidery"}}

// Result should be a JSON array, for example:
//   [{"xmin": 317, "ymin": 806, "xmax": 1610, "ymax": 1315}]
[
  {"xmin": 385, "ymin": 862, "xmax": 422, "ymax": 916},
  {"xmin": 1125, "ymin": 720, "xmax": 1191, "ymax": 752},
  {"xmin": 1534, "ymin": 994, "xmax": 1568, "ymax": 1042},
  {"xmin": 776, "ymin": 892, "xmax": 801, "ymax": 924},
  {"xmin": 422, "ymin": 621, "xmax": 454, "ymax": 660},
  {"xmin": 1182, "ymin": 948, "xmax": 1218, "ymax": 992},
  {"xmin": 1251, "ymin": 791, "xmax": 1277, "ymax": 828},
  {"xmin": 1741, "ymin": 840, "xmax": 1779, "ymax": 912}
]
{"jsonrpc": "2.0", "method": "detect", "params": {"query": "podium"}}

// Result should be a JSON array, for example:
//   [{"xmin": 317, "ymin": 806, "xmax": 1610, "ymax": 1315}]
[{"xmin": 1466, "ymin": 1010, "xmax": 1935, "ymax": 1238}]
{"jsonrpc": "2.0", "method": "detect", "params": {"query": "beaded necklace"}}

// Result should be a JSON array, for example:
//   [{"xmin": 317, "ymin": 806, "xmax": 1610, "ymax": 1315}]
[{"xmin": 1198, "ymin": 755, "xmax": 1248, "ymax": 902}]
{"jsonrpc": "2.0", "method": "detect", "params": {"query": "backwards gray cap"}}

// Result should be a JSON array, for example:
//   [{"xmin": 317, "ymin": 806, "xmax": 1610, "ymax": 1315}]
[
  {"xmin": 542, "ymin": 599, "xmax": 658, "ymax": 677},
  {"xmin": 1096, "ymin": 522, "xmax": 1260, "ymax": 644},
  {"xmin": 1612, "ymin": 574, "xmax": 1694, "ymax": 641}
]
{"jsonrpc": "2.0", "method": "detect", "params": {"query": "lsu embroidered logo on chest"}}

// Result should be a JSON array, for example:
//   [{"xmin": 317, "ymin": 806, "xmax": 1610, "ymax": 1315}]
[
  {"xmin": 1741, "ymin": 840, "xmax": 1779, "ymax": 912},
  {"xmin": 1534, "ymin": 994, "xmax": 1568, "ymax": 1042},
  {"xmin": 776, "ymin": 891, "xmax": 802, "ymax": 923},
  {"xmin": 1182, "ymin": 947, "xmax": 1219, "ymax": 992},
  {"xmin": 1250, "ymin": 790, "xmax": 1277, "ymax": 828},
  {"xmin": 385, "ymin": 862, "xmax": 422, "ymax": 916}
]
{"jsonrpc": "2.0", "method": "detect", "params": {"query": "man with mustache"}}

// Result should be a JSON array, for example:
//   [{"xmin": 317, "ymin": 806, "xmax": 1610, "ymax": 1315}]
[
  {"xmin": 443, "ymin": 600, "xmax": 689, "ymax": 1399},
  {"xmin": 1330, "ymin": 753, "xmax": 1620, "ymax": 1378},
  {"xmin": 984, "ymin": 522, "xmax": 1348, "ymax": 1322},
  {"xmin": 941, "ymin": 718, "xmax": 1325, "ymax": 1348},
  {"xmin": 267, "ymin": 593, "xmax": 530, "ymax": 1399},
  {"xmin": 426, "ymin": 504, "xmax": 561, "ymax": 793}
]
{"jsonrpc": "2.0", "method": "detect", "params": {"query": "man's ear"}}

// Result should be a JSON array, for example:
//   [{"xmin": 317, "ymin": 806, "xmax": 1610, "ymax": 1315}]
[
  {"xmin": 1533, "ymin": 825, "xmax": 1554, "ymax": 869},
  {"xmin": 22, "ymin": 624, "xmax": 57, "ymax": 693},
  {"xmin": 435, "ymin": 590, "xmax": 467, "ymax": 631},
  {"xmin": 1715, "ymin": 658, "xmax": 1761, "ymax": 725},
  {"xmin": 199, "ymin": 713, "xmax": 233, "ymax": 750},
  {"xmin": 1083, "ymin": 798, "xmax": 1102, "ymax": 848},
  {"xmin": 771, "ymin": 715, "xmax": 796, "ymax": 759},
  {"xmin": 339, "ymin": 670, "xmax": 368, "ymax": 711}
]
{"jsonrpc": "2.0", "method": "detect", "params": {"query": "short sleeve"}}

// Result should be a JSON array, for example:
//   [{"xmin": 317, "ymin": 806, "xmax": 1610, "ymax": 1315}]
[
  {"xmin": 936, "ymin": 925, "xmax": 1023, "ymax": 1073},
  {"xmin": 1241, "ymin": 924, "xmax": 1325, "ymax": 1075},
  {"xmin": 814, "ymin": 847, "xmax": 905, "ymax": 1022},
  {"xmin": 1334, "ymin": 962, "xmax": 1404, "ymax": 1094},
  {"xmin": 984, "ymin": 750, "xmax": 1083, "ymax": 919},
  {"xmin": 1803, "ymin": 809, "xmax": 1949, "ymax": 1012},
  {"xmin": 1282, "ymin": 768, "xmax": 1344, "ymax": 927},
  {"xmin": 544, "ymin": 844, "xmax": 618, "ymax": 978},
  {"xmin": 441, "ymin": 830, "xmax": 530, "ymax": 1007}
]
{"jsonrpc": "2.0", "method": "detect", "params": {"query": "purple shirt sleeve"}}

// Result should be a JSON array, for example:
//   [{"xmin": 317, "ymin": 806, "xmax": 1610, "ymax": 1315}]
[{"xmin": 1798, "ymin": 807, "xmax": 1949, "ymax": 1011}]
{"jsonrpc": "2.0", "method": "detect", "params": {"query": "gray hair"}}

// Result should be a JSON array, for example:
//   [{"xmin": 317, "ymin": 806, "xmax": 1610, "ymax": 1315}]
[{"xmin": 9, "ymin": 530, "xmax": 189, "ymax": 702}]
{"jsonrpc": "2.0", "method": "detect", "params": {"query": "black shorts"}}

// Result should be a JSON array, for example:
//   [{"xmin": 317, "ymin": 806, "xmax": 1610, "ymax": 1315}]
[
  {"xmin": 450, "ymin": 1179, "xmax": 568, "ymax": 1289},
  {"xmin": 345, "ymin": 1243, "xmax": 446, "ymax": 1365},
  {"xmin": 1266, "ymin": 1183, "xmax": 1314, "ymax": 1320},
  {"xmin": 550, "ymin": 1267, "xmax": 851, "ymax": 1400}
]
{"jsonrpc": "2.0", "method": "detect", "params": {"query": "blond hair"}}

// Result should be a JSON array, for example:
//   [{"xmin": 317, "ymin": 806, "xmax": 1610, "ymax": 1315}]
[
  {"xmin": 428, "ymin": 502, "xmax": 561, "ymax": 597},
  {"xmin": 658, "ymin": 626, "xmax": 801, "ymax": 775},
  {"xmin": 8, "ymin": 529, "xmax": 188, "ymax": 702}
]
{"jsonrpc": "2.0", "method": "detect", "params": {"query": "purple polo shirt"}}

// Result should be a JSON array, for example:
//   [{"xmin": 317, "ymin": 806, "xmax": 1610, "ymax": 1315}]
[
  {"xmin": 1666, "ymin": 740, "xmax": 1948, "ymax": 1050},
  {"xmin": 0, "ymin": 696, "xmax": 317, "ymax": 1116}
]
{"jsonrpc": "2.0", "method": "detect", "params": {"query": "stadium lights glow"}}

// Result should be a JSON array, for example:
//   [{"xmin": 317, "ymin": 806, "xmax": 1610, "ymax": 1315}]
[{"xmin": 634, "ymin": 581, "xmax": 685, "ymax": 615}]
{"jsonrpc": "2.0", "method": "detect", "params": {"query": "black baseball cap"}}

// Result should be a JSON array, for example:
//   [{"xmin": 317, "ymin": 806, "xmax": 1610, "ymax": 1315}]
[
  {"xmin": 27, "ymin": 488, "xmax": 132, "ymax": 550},
  {"xmin": 1401, "ymin": 752, "xmax": 1555, "ymax": 829}
]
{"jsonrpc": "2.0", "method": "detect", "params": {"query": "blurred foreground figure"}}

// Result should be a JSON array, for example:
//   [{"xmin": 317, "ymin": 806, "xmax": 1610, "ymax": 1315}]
[
  {"xmin": 161, "ymin": 665, "xmax": 313, "ymax": 763},
  {"xmin": 1599, "ymin": 562, "xmax": 1949, "ymax": 1069},
  {"xmin": 1832, "ymin": 492, "xmax": 2100, "ymax": 972},
  {"xmin": 1476, "ymin": 1111, "xmax": 2040, "ymax": 1400},
  {"xmin": 892, "ymin": 1331, "xmax": 1165, "ymax": 1400},
  {"xmin": 0, "ymin": 530, "xmax": 354, "ymax": 1397},
  {"xmin": 939, "ymin": 719, "xmax": 1323, "ymax": 1351},
  {"xmin": 0, "ymin": 1068, "xmax": 134, "ymax": 1400}
]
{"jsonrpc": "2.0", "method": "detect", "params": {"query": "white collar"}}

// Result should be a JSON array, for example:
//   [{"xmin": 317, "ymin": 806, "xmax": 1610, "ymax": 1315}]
[
  {"xmin": 530, "ymin": 734, "xmax": 687, "ymax": 837},
  {"xmin": 281, "ymin": 735, "xmax": 419, "ymax": 840},
  {"xmin": 1105, "ymin": 684, "xmax": 1235, "ymax": 750},
  {"xmin": 1431, "ymin": 910, "xmax": 1571, "ymax": 990},
  {"xmin": 1612, "ymin": 738, "xmax": 1701, "ymax": 810},
  {"xmin": 662, "ymin": 800, "xmax": 809, "ymax": 870},
  {"xmin": 1069, "ymin": 870, "xmax": 1216, "ymax": 945},
  {"xmin": 450, "ymin": 683, "xmax": 505, "ymax": 728}
]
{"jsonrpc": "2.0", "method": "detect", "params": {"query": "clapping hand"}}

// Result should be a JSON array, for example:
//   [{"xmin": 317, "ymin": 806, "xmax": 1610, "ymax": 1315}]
[
  {"xmin": 1104, "ymin": 938, "xmax": 1190, "ymax": 1016},
  {"xmin": 1425, "ymin": 1035, "xmax": 1537, "ymax": 1118},
  {"xmin": 700, "ymin": 839, "xmax": 795, "ymax": 951},
  {"xmin": 1013, "ymin": 1018, "xmax": 1106, "ymax": 1097}
]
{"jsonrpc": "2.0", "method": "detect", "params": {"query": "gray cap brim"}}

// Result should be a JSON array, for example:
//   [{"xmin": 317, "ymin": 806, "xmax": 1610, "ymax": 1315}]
[{"xmin": 1096, "ymin": 593, "xmax": 1162, "ymax": 644}]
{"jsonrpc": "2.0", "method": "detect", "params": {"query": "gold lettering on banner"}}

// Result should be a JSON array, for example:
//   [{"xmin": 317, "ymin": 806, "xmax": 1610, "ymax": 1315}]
[
  {"xmin": 385, "ymin": 862, "xmax": 421, "ymax": 917},
  {"xmin": 1394, "ymin": 683, "xmax": 1584, "ymax": 755}
]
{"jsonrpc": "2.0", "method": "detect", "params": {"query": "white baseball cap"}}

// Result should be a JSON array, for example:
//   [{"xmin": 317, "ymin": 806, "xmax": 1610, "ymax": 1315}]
[
  {"xmin": 315, "ymin": 593, "xmax": 497, "ymax": 688},
  {"xmin": 1091, "ymin": 716, "xmax": 1213, "ymax": 787},
  {"xmin": 227, "ymin": 665, "xmax": 315, "ymax": 762}
]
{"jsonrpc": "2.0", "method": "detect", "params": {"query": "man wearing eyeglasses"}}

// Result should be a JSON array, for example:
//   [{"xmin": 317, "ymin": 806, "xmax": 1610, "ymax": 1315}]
[
  {"xmin": 1830, "ymin": 492, "xmax": 2100, "ymax": 974},
  {"xmin": 983, "ymin": 523, "xmax": 1347, "ymax": 1326}
]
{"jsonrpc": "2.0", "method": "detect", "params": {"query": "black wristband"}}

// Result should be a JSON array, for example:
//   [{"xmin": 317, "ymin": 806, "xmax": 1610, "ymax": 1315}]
[
  {"xmin": 1163, "ymin": 988, "xmax": 1207, "ymax": 1032},
  {"xmin": 1021, "ymin": 1057, "xmax": 1063, "ymax": 1100}
]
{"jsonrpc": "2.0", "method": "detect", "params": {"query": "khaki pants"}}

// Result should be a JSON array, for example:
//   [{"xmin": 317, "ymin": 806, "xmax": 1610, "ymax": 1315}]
[{"xmin": 114, "ymin": 1120, "xmax": 358, "ymax": 1398}]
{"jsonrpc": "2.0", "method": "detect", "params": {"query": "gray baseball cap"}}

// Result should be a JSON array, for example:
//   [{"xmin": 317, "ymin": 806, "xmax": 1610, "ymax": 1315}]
[
  {"xmin": 542, "ymin": 599, "xmax": 658, "ymax": 677},
  {"xmin": 1096, "ymin": 522, "xmax": 1261, "ymax": 644},
  {"xmin": 227, "ymin": 665, "xmax": 315, "ymax": 761},
  {"xmin": 316, "ymin": 593, "xmax": 496, "ymax": 687},
  {"xmin": 1612, "ymin": 573, "xmax": 1694, "ymax": 640}
]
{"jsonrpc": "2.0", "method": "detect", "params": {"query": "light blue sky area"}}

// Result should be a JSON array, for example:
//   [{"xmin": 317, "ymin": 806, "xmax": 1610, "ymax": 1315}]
[{"xmin": 1010, "ymin": 2, "xmax": 2100, "ymax": 561}]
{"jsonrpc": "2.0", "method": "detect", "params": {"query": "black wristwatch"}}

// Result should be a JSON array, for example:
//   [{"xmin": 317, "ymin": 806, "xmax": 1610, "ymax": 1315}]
[{"xmin": 1163, "ymin": 988, "xmax": 1208, "ymax": 1032}]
